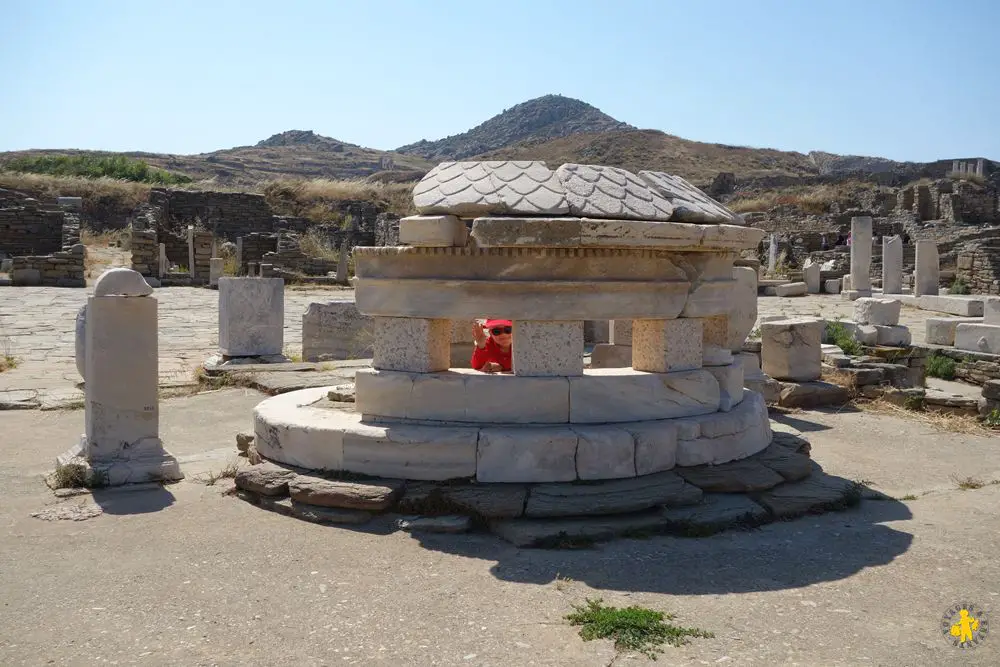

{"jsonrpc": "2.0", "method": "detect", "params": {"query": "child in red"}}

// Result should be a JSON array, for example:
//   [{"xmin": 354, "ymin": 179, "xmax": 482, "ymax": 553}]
[{"xmin": 471, "ymin": 319, "xmax": 512, "ymax": 373}]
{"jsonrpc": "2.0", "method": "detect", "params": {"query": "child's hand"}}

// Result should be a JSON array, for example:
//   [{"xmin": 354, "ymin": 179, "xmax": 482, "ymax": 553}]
[{"xmin": 472, "ymin": 321, "xmax": 487, "ymax": 347}]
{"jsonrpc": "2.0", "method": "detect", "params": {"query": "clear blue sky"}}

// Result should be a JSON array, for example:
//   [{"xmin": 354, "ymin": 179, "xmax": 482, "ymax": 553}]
[{"xmin": 2, "ymin": 0, "xmax": 997, "ymax": 162}]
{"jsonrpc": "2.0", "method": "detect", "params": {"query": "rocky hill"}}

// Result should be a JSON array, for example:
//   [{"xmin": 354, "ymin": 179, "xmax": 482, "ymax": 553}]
[{"xmin": 395, "ymin": 94, "xmax": 633, "ymax": 161}]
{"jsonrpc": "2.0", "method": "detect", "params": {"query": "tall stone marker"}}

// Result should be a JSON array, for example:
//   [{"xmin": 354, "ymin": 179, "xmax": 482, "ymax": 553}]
[
  {"xmin": 802, "ymin": 259, "xmax": 821, "ymax": 294},
  {"xmin": 767, "ymin": 233, "xmax": 778, "ymax": 274},
  {"xmin": 850, "ymin": 216, "xmax": 872, "ymax": 295},
  {"xmin": 218, "ymin": 277, "xmax": 285, "ymax": 357},
  {"xmin": 914, "ymin": 240, "xmax": 940, "ymax": 296},
  {"xmin": 882, "ymin": 235, "xmax": 903, "ymax": 294},
  {"xmin": 58, "ymin": 268, "xmax": 182, "ymax": 486}
]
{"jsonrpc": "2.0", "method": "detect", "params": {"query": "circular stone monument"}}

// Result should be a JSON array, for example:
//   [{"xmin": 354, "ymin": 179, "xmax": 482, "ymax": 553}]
[{"xmin": 255, "ymin": 162, "xmax": 777, "ymax": 483}]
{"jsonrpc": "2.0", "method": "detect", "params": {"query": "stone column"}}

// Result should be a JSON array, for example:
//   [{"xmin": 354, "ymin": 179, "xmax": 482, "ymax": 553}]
[
  {"xmin": 802, "ymin": 259, "xmax": 821, "ymax": 294},
  {"xmin": 157, "ymin": 243, "xmax": 168, "ymax": 278},
  {"xmin": 952, "ymin": 160, "xmax": 959, "ymax": 173},
  {"xmin": 209, "ymin": 257, "xmax": 224, "ymax": 288},
  {"xmin": 236, "ymin": 237, "xmax": 244, "ymax": 274},
  {"xmin": 218, "ymin": 277, "xmax": 284, "ymax": 357},
  {"xmin": 882, "ymin": 235, "xmax": 903, "ymax": 294},
  {"xmin": 728, "ymin": 266, "xmax": 758, "ymax": 351},
  {"xmin": 767, "ymin": 233, "xmax": 778, "ymax": 274},
  {"xmin": 849, "ymin": 216, "xmax": 872, "ymax": 295},
  {"xmin": 914, "ymin": 240, "xmax": 940, "ymax": 296},
  {"xmin": 512, "ymin": 321, "xmax": 583, "ymax": 376},
  {"xmin": 371, "ymin": 317, "xmax": 450, "ymax": 372},
  {"xmin": 632, "ymin": 318, "xmax": 702, "ymax": 372},
  {"xmin": 187, "ymin": 226, "xmax": 195, "ymax": 279},
  {"xmin": 977, "ymin": 159, "xmax": 985, "ymax": 177},
  {"xmin": 57, "ymin": 268, "xmax": 182, "ymax": 486}
]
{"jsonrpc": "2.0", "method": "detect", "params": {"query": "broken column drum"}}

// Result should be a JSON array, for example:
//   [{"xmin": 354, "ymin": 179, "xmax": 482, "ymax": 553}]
[{"xmin": 254, "ymin": 162, "xmax": 770, "ymax": 483}]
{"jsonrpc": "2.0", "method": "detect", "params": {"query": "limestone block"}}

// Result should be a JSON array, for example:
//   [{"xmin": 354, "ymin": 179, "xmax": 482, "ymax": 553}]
[
  {"xmin": 74, "ymin": 304, "xmax": 87, "ymax": 379},
  {"xmin": 882, "ymin": 235, "xmax": 903, "ymax": 294},
  {"xmin": 824, "ymin": 278, "xmax": 842, "ymax": 294},
  {"xmin": 555, "ymin": 164, "xmax": 674, "ymax": 221},
  {"xmin": 355, "ymin": 368, "xmax": 570, "ymax": 424},
  {"xmin": 853, "ymin": 298, "xmax": 901, "ymax": 326},
  {"xmin": 680, "ymin": 280, "xmax": 736, "ymax": 318},
  {"xmin": 842, "ymin": 274, "xmax": 852, "ymax": 291},
  {"xmin": 625, "ymin": 421, "xmax": 678, "ymax": 476},
  {"xmin": 706, "ymin": 361, "xmax": 745, "ymax": 412},
  {"xmin": 675, "ymin": 392, "xmax": 771, "ymax": 466},
  {"xmin": 470, "ymin": 217, "xmax": 581, "ymax": 247},
  {"xmin": 302, "ymin": 302, "xmax": 373, "ymax": 361},
  {"xmin": 637, "ymin": 170, "xmax": 740, "ymax": 223},
  {"xmin": 589, "ymin": 344, "xmax": 632, "ymax": 369},
  {"xmin": 954, "ymin": 324, "xmax": 1000, "ymax": 354},
  {"xmin": 850, "ymin": 216, "xmax": 873, "ymax": 292},
  {"xmin": 511, "ymin": 320, "xmax": 584, "ymax": 377},
  {"xmin": 84, "ymin": 296, "xmax": 159, "ymax": 460},
  {"xmin": 774, "ymin": 282, "xmax": 807, "ymax": 297},
  {"xmin": 209, "ymin": 258, "xmax": 224, "ymax": 287},
  {"xmin": 914, "ymin": 240, "xmax": 939, "ymax": 296},
  {"xmin": 572, "ymin": 426, "xmax": 637, "ymax": 480},
  {"xmin": 739, "ymin": 351, "xmax": 762, "ymax": 376},
  {"xmin": 568, "ymin": 369, "xmax": 720, "ymax": 423},
  {"xmin": 371, "ymin": 317, "xmax": 450, "ymax": 373},
  {"xmin": 728, "ymin": 266, "xmax": 758, "ymax": 351},
  {"xmin": 218, "ymin": 277, "xmax": 284, "ymax": 356},
  {"xmin": 450, "ymin": 342, "xmax": 476, "ymax": 368},
  {"xmin": 631, "ymin": 318, "xmax": 703, "ymax": 373},
  {"xmin": 413, "ymin": 161, "xmax": 570, "ymax": 216},
  {"xmin": 0, "ymin": 258, "xmax": 12, "ymax": 273},
  {"xmin": 925, "ymin": 317, "xmax": 981, "ymax": 346},
  {"xmin": 477, "ymin": 427, "xmax": 578, "ymax": 483},
  {"xmin": 917, "ymin": 295, "xmax": 983, "ymax": 316},
  {"xmin": 803, "ymin": 261, "xmax": 821, "ymax": 294},
  {"xmin": 701, "ymin": 315, "xmax": 728, "ymax": 348},
  {"xmin": 341, "ymin": 422, "xmax": 479, "ymax": 481},
  {"xmin": 985, "ymin": 297, "xmax": 1000, "ymax": 326},
  {"xmin": 702, "ymin": 347, "xmax": 733, "ymax": 366},
  {"xmin": 874, "ymin": 325, "xmax": 911, "ymax": 347},
  {"xmin": 610, "ymin": 319, "xmax": 633, "ymax": 346},
  {"xmin": 399, "ymin": 215, "xmax": 468, "ymax": 247},
  {"xmin": 760, "ymin": 318, "xmax": 822, "ymax": 382}
]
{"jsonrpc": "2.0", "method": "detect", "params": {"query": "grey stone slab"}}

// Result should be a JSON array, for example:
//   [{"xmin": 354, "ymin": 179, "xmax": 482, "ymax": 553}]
[
  {"xmin": 524, "ymin": 471, "xmax": 702, "ymax": 518},
  {"xmin": 396, "ymin": 515, "xmax": 471, "ymax": 534},
  {"xmin": 301, "ymin": 301, "xmax": 373, "ymax": 361},
  {"xmin": 746, "ymin": 443, "xmax": 813, "ymax": 481},
  {"xmin": 753, "ymin": 468, "xmax": 858, "ymax": 518},
  {"xmin": 288, "ymin": 475, "xmax": 404, "ymax": 510},
  {"xmin": 234, "ymin": 463, "xmax": 296, "ymax": 496},
  {"xmin": 398, "ymin": 482, "xmax": 528, "ymax": 519},
  {"xmin": 637, "ymin": 170, "xmax": 739, "ymax": 223},
  {"xmin": 413, "ymin": 161, "xmax": 570, "ymax": 216},
  {"xmin": 251, "ymin": 371, "xmax": 361, "ymax": 395},
  {"xmin": 555, "ymin": 164, "xmax": 674, "ymax": 221},
  {"xmin": 290, "ymin": 501, "xmax": 372, "ymax": 525},
  {"xmin": 777, "ymin": 381, "xmax": 851, "ymax": 408},
  {"xmin": 660, "ymin": 493, "xmax": 770, "ymax": 532},
  {"xmin": 489, "ymin": 510, "xmax": 669, "ymax": 547},
  {"xmin": 676, "ymin": 460, "xmax": 784, "ymax": 493}
]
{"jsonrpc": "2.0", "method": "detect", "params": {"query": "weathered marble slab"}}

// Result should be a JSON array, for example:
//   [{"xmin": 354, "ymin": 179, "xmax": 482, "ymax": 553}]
[
  {"xmin": 412, "ymin": 161, "xmax": 570, "ymax": 216},
  {"xmin": 638, "ymin": 170, "xmax": 740, "ymax": 223}
]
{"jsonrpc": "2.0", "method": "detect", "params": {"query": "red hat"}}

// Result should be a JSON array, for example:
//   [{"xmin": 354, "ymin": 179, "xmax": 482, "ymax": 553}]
[{"xmin": 484, "ymin": 319, "xmax": 512, "ymax": 329}]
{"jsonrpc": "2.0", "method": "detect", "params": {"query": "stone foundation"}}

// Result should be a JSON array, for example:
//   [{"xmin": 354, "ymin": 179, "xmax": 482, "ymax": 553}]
[{"xmin": 10, "ymin": 245, "xmax": 86, "ymax": 287}]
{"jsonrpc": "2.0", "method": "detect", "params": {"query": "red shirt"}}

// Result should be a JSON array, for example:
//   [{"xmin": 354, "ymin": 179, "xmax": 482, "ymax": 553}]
[{"xmin": 471, "ymin": 338, "xmax": 512, "ymax": 371}]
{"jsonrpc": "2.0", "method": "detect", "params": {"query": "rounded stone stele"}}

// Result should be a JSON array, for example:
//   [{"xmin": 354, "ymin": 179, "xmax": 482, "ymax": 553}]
[{"xmin": 93, "ymin": 267, "xmax": 153, "ymax": 297}]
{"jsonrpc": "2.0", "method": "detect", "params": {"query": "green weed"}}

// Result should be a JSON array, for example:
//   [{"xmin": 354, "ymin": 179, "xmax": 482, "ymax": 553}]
[{"xmin": 566, "ymin": 598, "xmax": 713, "ymax": 659}]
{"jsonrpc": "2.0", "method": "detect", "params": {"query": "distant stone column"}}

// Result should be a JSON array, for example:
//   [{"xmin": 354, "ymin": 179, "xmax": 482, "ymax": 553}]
[
  {"xmin": 977, "ymin": 159, "xmax": 985, "ymax": 177},
  {"xmin": 882, "ymin": 235, "xmax": 903, "ymax": 294},
  {"xmin": 157, "ymin": 243, "xmax": 168, "ymax": 278},
  {"xmin": 952, "ymin": 160, "xmax": 960, "ymax": 173},
  {"xmin": 767, "ymin": 233, "xmax": 778, "ymax": 274},
  {"xmin": 915, "ymin": 240, "xmax": 940, "ymax": 296},
  {"xmin": 849, "ymin": 216, "xmax": 873, "ymax": 295},
  {"xmin": 209, "ymin": 258, "xmax": 224, "ymax": 288},
  {"xmin": 187, "ymin": 225, "xmax": 195, "ymax": 279},
  {"xmin": 236, "ymin": 237, "xmax": 244, "ymax": 274}
]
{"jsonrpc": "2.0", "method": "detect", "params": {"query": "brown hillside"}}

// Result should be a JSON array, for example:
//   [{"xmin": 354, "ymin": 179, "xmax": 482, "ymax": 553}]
[{"xmin": 475, "ymin": 129, "xmax": 821, "ymax": 183}]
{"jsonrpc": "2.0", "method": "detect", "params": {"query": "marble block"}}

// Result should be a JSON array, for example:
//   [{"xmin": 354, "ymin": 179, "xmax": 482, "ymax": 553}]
[
  {"xmin": 631, "ymin": 318, "xmax": 703, "ymax": 372},
  {"xmin": 513, "ymin": 320, "xmax": 584, "ymax": 377},
  {"xmin": 925, "ymin": 317, "xmax": 981, "ymax": 346},
  {"xmin": 74, "ymin": 304, "xmax": 87, "ymax": 379},
  {"xmin": 413, "ymin": 161, "xmax": 570, "ymax": 216},
  {"xmin": 218, "ymin": 277, "xmax": 284, "ymax": 356},
  {"xmin": 399, "ymin": 215, "xmax": 468, "ymax": 247},
  {"xmin": 93, "ymin": 267, "xmax": 153, "ymax": 297},
  {"xmin": 610, "ymin": 319, "xmax": 633, "ymax": 346},
  {"xmin": 209, "ymin": 258, "xmax": 224, "ymax": 288},
  {"xmin": 589, "ymin": 344, "xmax": 632, "ymax": 369},
  {"xmin": 803, "ymin": 261, "xmax": 821, "ymax": 294},
  {"xmin": 874, "ymin": 325, "xmax": 911, "ymax": 347},
  {"xmin": 568, "ymin": 369, "xmax": 721, "ymax": 423},
  {"xmin": 882, "ymin": 235, "xmax": 903, "ymax": 294},
  {"xmin": 637, "ymin": 170, "xmax": 740, "ymax": 223},
  {"xmin": 554, "ymin": 163, "xmax": 674, "ymax": 221},
  {"xmin": 985, "ymin": 297, "xmax": 1000, "ymax": 326},
  {"xmin": 728, "ymin": 267, "xmax": 758, "ymax": 351},
  {"xmin": 627, "ymin": 421, "xmax": 679, "ymax": 476},
  {"xmin": 853, "ymin": 298, "xmax": 901, "ymax": 326},
  {"xmin": 915, "ymin": 240, "xmax": 939, "ymax": 296},
  {"xmin": 824, "ymin": 278, "xmax": 842, "ymax": 294},
  {"xmin": 850, "ymin": 216, "xmax": 873, "ymax": 292},
  {"xmin": 761, "ymin": 318, "xmax": 822, "ymax": 382},
  {"xmin": 573, "ymin": 426, "xmax": 637, "ymax": 480},
  {"xmin": 302, "ymin": 302, "xmax": 374, "ymax": 361},
  {"xmin": 477, "ymin": 427, "xmax": 578, "ymax": 483},
  {"xmin": 372, "ymin": 317, "xmax": 451, "ymax": 373},
  {"xmin": 775, "ymin": 282, "xmax": 807, "ymax": 297},
  {"xmin": 706, "ymin": 361, "xmax": 745, "ymax": 412},
  {"xmin": 954, "ymin": 324, "xmax": 1000, "ymax": 354}
]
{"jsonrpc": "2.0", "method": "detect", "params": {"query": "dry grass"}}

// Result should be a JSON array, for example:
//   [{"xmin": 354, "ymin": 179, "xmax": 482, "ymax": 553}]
[
  {"xmin": 298, "ymin": 227, "xmax": 340, "ymax": 260},
  {"xmin": 946, "ymin": 171, "xmax": 986, "ymax": 185},
  {"xmin": 262, "ymin": 178, "xmax": 414, "ymax": 220},
  {"xmin": 727, "ymin": 182, "xmax": 867, "ymax": 214},
  {"xmin": 197, "ymin": 458, "xmax": 242, "ymax": 486},
  {"xmin": 857, "ymin": 396, "xmax": 995, "ymax": 436},
  {"xmin": 80, "ymin": 227, "xmax": 130, "ymax": 248},
  {"xmin": 0, "ymin": 171, "xmax": 152, "ymax": 208},
  {"xmin": 0, "ymin": 334, "xmax": 17, "ymax": 373}
]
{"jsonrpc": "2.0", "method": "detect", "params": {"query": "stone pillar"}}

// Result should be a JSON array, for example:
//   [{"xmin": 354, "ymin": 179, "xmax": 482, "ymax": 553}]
[
  {"xmin": 57, "ymin": 268, "xmax": 182, "ymax": 486},
  {"xmin": 247, "ymin": 261, "xmax": 258, "ymax": 277},
  {"xmin": 157, "ymin": 243, "xmax": 168, "ymax": 278},
  {"xmin": 590, "ymin": 320, "xmax": 632, "ymax": 368},
  {"xmin": 952, "ymin": 160, "xmax": 959, "ymax": 173},
  {"xmin": 977, "ymin": 159, "xmax": 985, "ymax": 177},
  {"xmin": 236, "ymin": 237, "xmax": 244, "ymax": 274},
  {"xmin": 767, "ymin": 233, "xmax": 778, "ymax": 274},
  {"xmin": 728, "ymin": 266, "xmax": 758, "ymax": 351},
  {"xmin": 632, "ymin": 318, "xmax": 702, "ymax": 372},
  {"xmin": 882, "ymin": 235, "xmax": 903, "ymax": 294},
  {"xmin": 849, "ymin": 216, "xmax": 872, "ymax": 295},
  {"xmin": 218, "ymin": 277, "xmax": 284, "ymax": 357},
  {"xmin": 802, "ymin": 259, "xmax": 821, "ymax": 294},
  {"xmin": 914, "ymin": 240, "xmax": 940, "ymax": 296},
  {"xmin": 209, "ymin": 258, "xmax": 224, "ymax": 288},
  {"xmin": 512, "ymin": 321, "xmax": 583, "ymax": 377},
  {"xmin": 187, "ymin": 226, "xmax": 195, "ymax": 279},
  {"xmin": 761, "ymin": 318, "xmax": 822, "ymax": 382},
  {"xmin": 371, "ymin": 317, "xmax": 450, "ymax": 372}
]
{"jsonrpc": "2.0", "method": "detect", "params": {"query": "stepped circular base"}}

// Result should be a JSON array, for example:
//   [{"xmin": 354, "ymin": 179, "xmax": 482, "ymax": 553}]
[{"xmin": 252, "ymin": 386, "xmax": 771, "ymax": 483}]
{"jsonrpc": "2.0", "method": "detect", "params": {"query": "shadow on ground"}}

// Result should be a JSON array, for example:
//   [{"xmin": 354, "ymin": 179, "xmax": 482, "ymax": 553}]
[{"xmin": 91, "ymin": 485, "xmax": 176, "ymax": 515}]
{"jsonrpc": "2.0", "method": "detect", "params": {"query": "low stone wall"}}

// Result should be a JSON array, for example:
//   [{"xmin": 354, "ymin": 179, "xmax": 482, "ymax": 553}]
[
  {"xmin": 150, "ymin": 188, "xmax": 273, "ymax": 240},
  {"xmin": 191, "ymin": 229, "xmax": 212, "ymax": 280},
  {"xmin": 0, "ymin": 202, "xmax": 65, "ymax": 257},
  {"xmin": 130, "ymin": 229, "xmax": 158, "ymax": 277},
  {"xmin": 237, "ymin": 233, "xmax": 279, "ymax": 274},
  {"xmin": 11, "ymin": 245, "xmax": 85, "ymax": 286},
  {"xmin": 919, "ymin": 346, "xmax": 1000, "ymax": 385},
  {"xmin": 957, "ymin": 246, "xmax": 1000, "ymax": 294},
  {"xmin": 375, "ymin": 212, "xmax": 401, "ymax": 246}
]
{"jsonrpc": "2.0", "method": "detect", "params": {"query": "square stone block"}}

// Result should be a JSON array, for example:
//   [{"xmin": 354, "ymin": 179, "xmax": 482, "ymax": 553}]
[
  {"xmin": 775, "ymin": 282, "xmax": 808, "ymax": 297},
  {"xmin": 803, "ymin": 262, "xmax": 821, "ymax": 293},
  {"xmin": 302, "ymin": 302, "xmax": 374, "ymax": 361},
  {"xmin": 568, "ymin": 369, "xmax": 720, "ymax": 423},
  {"xmin": 925, "ymin": 317, "xmax": 981, "ymax": 346},
  {"xmin": 985, "ymin": 297, "xmax": 1000, "ymax": 326},
  {"xmin": 399, "ymin": 215, "xmax": 468, "ymax": 247},
  {"xmin": 874, "ymin": 325, "xmax": 911, "ymax": 347},
  {"xmin": 372, "ymin": 317, "xmax": 450, "ymax": 372},
  {"xmin": 853, "ymin": 297, "xmax": 902, "ymax": 326},
  {"xmin": 209, "ymin": 258, "xmax": 224, "ymax": 287},
  {"xmin": 625, "ymin": 421, "xmax": 679, "ymax": 476},
  {"xmin": 631, "ymin": 318, "xmax": 703, "ymax": 373},
  {"xmin": 589, "ymin": 343, "xmax": 632, "ymax": 369},
  {"xmin": 513, "ymin": 320, "xmax": 583, "ymax": 377},
  {"xmin": 85, "ymin": 296, "xmax": 159, "ymax": 460},
  {"xmin": 477, "ymin": 427, "xmax": 578, "ymax": 483},
  {"xmin": 824, "ymin": 279, "xmax": 842, "ymax": 294},
  {"xmin": 342, "ymin": 423, "xmax": 479, "ymax": 481},
  {"xmin": 572, "ymin": 426, "xmax": 636, "ymax": 480},
  {"xmin": 218, "ymin": 277, "xmax": 284, "ymax": 356},
  {"xmin": 610, "ymin": 320, "xmax": 633, "ymax": 346},
  {"xmin": 761, "ymin": 318, "xmax": 822, "ymax": 382},
  {"xmin": 955, "ymin": 323, "xmax": 1000, "ymax": 354}
]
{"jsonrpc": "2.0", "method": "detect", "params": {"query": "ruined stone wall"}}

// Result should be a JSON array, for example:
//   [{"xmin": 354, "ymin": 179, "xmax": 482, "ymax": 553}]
[
  {"xmin": 237, "ymin": 233, "xmax": 279, "ymax": 274},
  {"xmin": 375, "ymin": 212, "xmax": 401, "ymax": 246},
  {"xmin": 192, "ymin": 230, "xmax": 212, "ymax": 280},
  {"xmin": 957, "ymin": 245, "xmax": 1000, "ymax": 294},
  {"xmin": 61, "ymin": 212, "xmax": 81, "ymax": 248},
  {"xmin": 11, "ymin": 245, "xmax": 85, "ymax": 286},
  {"xmin": 0, "ymin": 202, "xmax": 65, "ymax": 257},
  {"xmin": 950, "ymin": 182, "xmax": 996, "ymax": 224},
  {"xmin": 149, "ymin": 188, "xmax": 273, "ymax": 240},
  {"xmin": 130, "ymin": 229, "xmax": 158, "ymax": 277},
  {"xmin": 160, "ymin": 228, "xmax": 189, "ymax": 268}
]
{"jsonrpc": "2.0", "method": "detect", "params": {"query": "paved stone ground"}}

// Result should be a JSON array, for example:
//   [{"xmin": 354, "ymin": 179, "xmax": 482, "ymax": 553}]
[{"xmin": 1, "ymin": 390, "xmax": 999, "ymax": 665}]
